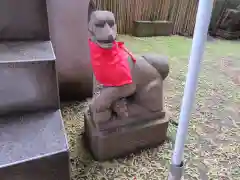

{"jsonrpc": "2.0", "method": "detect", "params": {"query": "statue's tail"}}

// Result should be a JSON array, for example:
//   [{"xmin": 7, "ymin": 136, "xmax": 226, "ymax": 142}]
[{"xmin": 142, "ymin": 54, "xmax": 169, "ymax": 80}]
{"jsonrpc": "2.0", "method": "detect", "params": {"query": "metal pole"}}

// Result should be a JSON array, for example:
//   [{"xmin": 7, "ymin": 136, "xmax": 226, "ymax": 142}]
[{"xmin": 168, "ymin": 0, "xmax": 214, "ymax": 179}]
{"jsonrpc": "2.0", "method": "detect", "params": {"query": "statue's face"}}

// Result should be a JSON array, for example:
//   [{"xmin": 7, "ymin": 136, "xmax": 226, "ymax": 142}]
[{"xmin": 89, "ymin": 11, "xmax": 117, "ymax": 48}]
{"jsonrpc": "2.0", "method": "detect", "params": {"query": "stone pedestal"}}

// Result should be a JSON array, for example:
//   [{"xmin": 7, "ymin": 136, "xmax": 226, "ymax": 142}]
[{"xmin": 84, "ymin": 111, "xmax": 169, "ymax": 161}]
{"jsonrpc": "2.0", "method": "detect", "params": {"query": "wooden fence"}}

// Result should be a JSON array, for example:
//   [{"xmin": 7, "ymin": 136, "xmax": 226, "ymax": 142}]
[{"xmin": 92, "ymin": 0, "xmax": 212, "ymax": 36}]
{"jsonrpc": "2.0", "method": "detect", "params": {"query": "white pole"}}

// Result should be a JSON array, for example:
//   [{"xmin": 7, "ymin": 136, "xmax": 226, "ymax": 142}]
[{"xmin": 168, "ymin": 0, "xmax": 214, "ymax": 179}]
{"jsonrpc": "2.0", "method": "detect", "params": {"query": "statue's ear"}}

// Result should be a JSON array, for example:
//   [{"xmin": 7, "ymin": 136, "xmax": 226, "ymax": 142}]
[
  {"xmin": 88, "ymin": 1, "xmax": 96, "ymax": 23},
  {"xmin": 88, "ymin": 19, "xmax": 93, "ymax": 32},
  {"xmin": 88, "ymin": 1, "xmax": 97, "ymax": 35},
  {"xmin": 88, "ymin": 16, "xmax": 96, "ymax": 39},
  {"xmin": 88, "ymin": 14, "xmax": 94, "ymax": 33}
]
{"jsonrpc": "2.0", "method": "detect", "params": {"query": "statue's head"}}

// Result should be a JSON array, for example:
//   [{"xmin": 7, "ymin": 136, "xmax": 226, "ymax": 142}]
[{"xmin": 88, "ymin": 10, "xmax": 117, "ymax": 48}]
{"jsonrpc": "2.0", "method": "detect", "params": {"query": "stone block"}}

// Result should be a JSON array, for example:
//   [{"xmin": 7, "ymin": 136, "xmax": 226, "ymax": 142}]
[
  {"xmin": 0, "ymin": 41, "xmax": 59, "ymax": 115},
  {"xmin": 46, "ymin": 0, "xmax": 93, "ymax": 100},
  {"xmin": 0, "ymin": 0, "xmax": 49, "ymax": 41},
  {"xmin": 133, "ymin": 20, "xmax": 173, "ymax": 37},
  {"xmin": 0, "ymin": 41, "xmax": 70, "ymax": 179},
  {"xmin": 84, "ymin": 111, "xmax": 169, "ymax": 161},
  {"xmin": 0, "ymin": 110, "xmax": 70, "ymax": 180}
]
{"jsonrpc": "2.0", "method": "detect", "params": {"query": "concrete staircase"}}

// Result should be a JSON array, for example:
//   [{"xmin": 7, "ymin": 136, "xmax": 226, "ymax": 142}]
[
  {"xmin": 0, "ymin": 41, "xmax": 70, "ymax": 180},
  {"xmin": 0, "ymin": 1, "xmax": 70, "ymax": 177}
]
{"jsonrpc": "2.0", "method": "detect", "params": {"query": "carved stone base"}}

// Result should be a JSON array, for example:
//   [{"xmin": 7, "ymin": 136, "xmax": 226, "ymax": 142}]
[{"xmin": 84, "ymin": 111, "xmax": 169, "ymax": 161}]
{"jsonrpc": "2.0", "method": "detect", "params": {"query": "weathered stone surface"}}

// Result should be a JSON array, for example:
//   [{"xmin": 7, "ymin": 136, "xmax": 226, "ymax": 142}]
[
  {"xmin": 0, "ymin": 0, "xmax": 96, "ymax": 101},
  {"xmin": 133, "ymin": 20, "xmax": 173, "ymax": 37},
  {"xmin": 0, "ymin": 110, "xmax": 70, "ymax": 180},
  {"xmin": 47, "ymin": 0, "xmax": 93, "ymax": 100},
  {"xmin": 84, "ymin": 111, "xmax": 169, "ymax": 161},
  {"xmin": 0, "ymin": 41, "xmax": 58, "ymax": 115},
  {"xmin": 0, "ymin": 41, "xmax": 70, "ymax": 180},
  {"xmin": 0, "ymin": 0, "xmax": 49, "ymax": 41}
]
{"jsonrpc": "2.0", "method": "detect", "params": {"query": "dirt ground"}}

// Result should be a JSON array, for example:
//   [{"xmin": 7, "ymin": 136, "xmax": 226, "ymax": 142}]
[{"xmin": 61, "ymin": 35, "xmax": 240, "ymax": 180}]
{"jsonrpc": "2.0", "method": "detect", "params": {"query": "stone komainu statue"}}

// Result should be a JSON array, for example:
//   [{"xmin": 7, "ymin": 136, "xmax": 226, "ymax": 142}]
[
  {"xmin": 88, "ymin": 10, "xmax": 169, "ymax": 126},
  {"xmin": 84, "ymin": 10, "xmax": 170, "ymax": 160}
]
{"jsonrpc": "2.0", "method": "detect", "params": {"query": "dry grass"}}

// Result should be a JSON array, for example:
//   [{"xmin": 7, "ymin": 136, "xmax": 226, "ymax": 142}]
[{"xmin": 62, "ymin": 35, "xmax": 240, "ymax": 180}]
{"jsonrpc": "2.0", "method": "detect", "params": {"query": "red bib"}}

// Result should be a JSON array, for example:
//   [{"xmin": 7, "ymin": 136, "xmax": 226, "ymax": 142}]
[{"xmin": 89, "ymin": 40, "xmax": 136, "ymax": 86}]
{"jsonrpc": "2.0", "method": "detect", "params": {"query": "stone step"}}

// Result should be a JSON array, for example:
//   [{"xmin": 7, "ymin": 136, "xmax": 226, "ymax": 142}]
[
  {"xmin": 0, "ymin": 41, "xmax": 59, "ymax": 115},
  {"xmin": 0, "ymin": 41, "xmax": 70, "ymax": 179},
  {"xmin": 0, "ymin": 110, "xmax": 70, "ymax": 180}
]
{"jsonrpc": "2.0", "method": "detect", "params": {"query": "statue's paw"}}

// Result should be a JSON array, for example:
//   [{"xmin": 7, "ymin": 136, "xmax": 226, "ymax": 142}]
[
  {"xmin": 91, "ymin": 97, "xmax": 110, "ymax": 113},
  {"xmin": 96, "ymin": 117, "xmax": 111, "ymax": 124},
  {"xmin": 113, "ymin": 98, "xmax": 129, "ymax": 118},
  {"xmin": 93, "ymin": 110, "xmax": 112, "ymax": 127}
]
